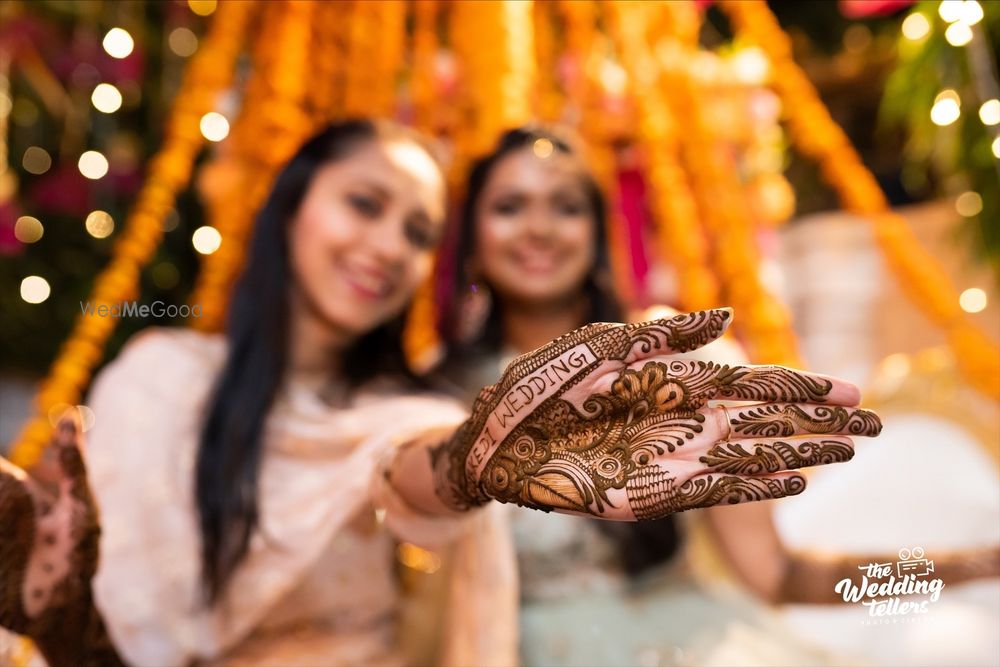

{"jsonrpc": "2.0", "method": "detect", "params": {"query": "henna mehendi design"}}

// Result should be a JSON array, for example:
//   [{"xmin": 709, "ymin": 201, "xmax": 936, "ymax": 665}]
[
  {"xmin": 626, "ymin": 469, "xmax": 807, "ymax": 520},
  {"xmin": 729, "ymin": 404, "xmax": 882, "ymax": 438},
  {"xmin": 432, "ymin": 308, "xmax": 882, "ymax": 521},
  {"xmin": 698, "ymin": 439, "xmax": 854, "ymax": 475},
  {"xmin": 0, "ymin": 421, "xmax": 125, "ymax": 667}
]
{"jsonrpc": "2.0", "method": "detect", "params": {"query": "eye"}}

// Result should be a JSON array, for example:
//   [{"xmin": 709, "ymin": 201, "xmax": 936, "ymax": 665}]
[
  {"xmin": 348, "ymin": 192, "xmax": 383, "ymax": 218},
  {"xmin": 491, "ymin": 197, "xmax": 522, "ymax": 216},
  {"xmin": 558, "ymin": 200, "xmax": 586, "ymax": 217},
  {"xmin": 553, "ymin": 194, "xmax": 588, "ymax": 217},
  {"xmin": 405, "ymin": 221, "xmax": 438, "ymax": 250}
]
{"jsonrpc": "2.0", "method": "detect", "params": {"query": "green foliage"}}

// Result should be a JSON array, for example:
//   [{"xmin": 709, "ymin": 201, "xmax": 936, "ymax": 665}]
[{"xmin": 880, "ymin": 0, "xmax": 1000, "ymax": 282}]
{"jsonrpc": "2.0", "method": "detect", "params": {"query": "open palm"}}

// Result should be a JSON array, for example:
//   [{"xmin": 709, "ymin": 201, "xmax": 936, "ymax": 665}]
[{"xmin": 438, "ymin": 308, "xmax": 882, "ymax": 519}]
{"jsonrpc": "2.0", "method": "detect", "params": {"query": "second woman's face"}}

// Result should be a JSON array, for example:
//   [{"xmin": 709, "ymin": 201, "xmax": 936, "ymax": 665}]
[
  {"xmin": 288, "ymin": 138, "xmax": 446, "ymax": 338},
  {"xmin": 474, "ymin": 147, "xmax": 596, "ymax": 308}
]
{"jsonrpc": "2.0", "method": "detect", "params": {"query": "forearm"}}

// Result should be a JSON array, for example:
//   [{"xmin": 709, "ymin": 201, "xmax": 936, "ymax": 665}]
[
  {"xmin": 777, "ymin": 545, "xmax": 1000, "ymax": 605},
  {"xmin": 387, "ymin": 425, "xmax": 477, "ymax": 517}
]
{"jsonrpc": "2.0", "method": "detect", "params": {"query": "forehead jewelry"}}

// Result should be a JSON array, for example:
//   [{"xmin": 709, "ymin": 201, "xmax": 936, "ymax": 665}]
[{"xmin": 532, "ymin": 137, "xmax": 555, "ymax": 159}]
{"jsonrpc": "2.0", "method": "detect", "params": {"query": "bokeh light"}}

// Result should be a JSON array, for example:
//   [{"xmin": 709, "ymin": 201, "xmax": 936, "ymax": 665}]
[
  {"xmin": 92, "ymin": 83, "xmax": 123, "ymax": 113},
  {"xmin": 959, "ymin": 287, "xmax": 987, "ymax": 313},
  {"xmin": 938, "ymin": 1, "xmax": 964, "ymax": 23},
  {"xmin": 188, "ymin": 0, "xmax": 217, "ymax": 16},
  {"xmin": 192, "ymin": 225, "xmax": 222, "ymax": 254},
  {"xmin": 78, "ymin": 151, "xmax": 109, "ymax": 179},
  {"xmin": 955, "ymin": 191, "xmax": 983, "ymax": 217},
  {"xmin": 901, "ymin": 12, "xmax": 931, "ymax": 41},
  {"xmin": 979, "ymin": 99, "xmax": 1000, "ymax": 126},
  {"xmin": 20, "ymin": 276, "xmax": 51, "ymax": 304},
  {"xmin": 945, "ymin": 22, "xmax": 973, "ymax": 47},
  {"xmin": 14, "ymin": 216, "xmax": 44, "ymax": 243},
  {"xmin": 102, "ymin": 28, "xmax": 134, "ymax": 59},
  {"xmin": 85, "ymin": 210, "xmax": 115, "ymax": 238},
  {"xmin": 199, "ymin": 112, "xmax": 230, "ymax": 142},
  {"xmin": 930, "ymin": 90, "xmax": 961, "ymax": 126},
  {"xmin": 22, "ymin": 146, "xmax": 52, "ymax": 174},
  {"xmin": 961, "ymin": 1, "xmax": 984, "ymax": 26},
  {"xmin": 169, "ymin": 27, "xmax": 199, "ymax": 57}
]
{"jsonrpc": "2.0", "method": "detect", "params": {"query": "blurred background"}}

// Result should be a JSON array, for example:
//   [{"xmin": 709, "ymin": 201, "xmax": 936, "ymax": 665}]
[{"xmin": 0, "ymin": 1, "xmax": 997, "ymax": 665}]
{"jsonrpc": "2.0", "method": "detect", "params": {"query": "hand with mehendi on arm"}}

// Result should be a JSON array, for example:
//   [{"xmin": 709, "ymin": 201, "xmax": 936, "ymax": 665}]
[
  {"xmin": 0, "ymin": 411, "xmax": 126, "ymax": 667},
  {"xmin": 703, "ymin": 501, "xmax": 1000, "ymax": 605},
  {"xmin": 428, "ymin": 308, "xmax": 883, "ymax": 520}
]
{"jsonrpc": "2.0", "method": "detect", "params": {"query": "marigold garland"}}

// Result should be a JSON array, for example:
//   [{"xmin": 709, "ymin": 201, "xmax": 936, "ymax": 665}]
[
  {"xmin": 605, "ymin": 1, "xmax": 719, "ymax": 312},
  {"xmin": 10, "ymin": 1, "xmax": 258, "ymax": 467},
  {"xmin": 410, "ymin": 0, "xmax": 439, "ymax": 134},
  {"xmin": 190, "ymin": 1, "xmax": 317, "ymax": 333},
  {"xmin": 344, "ymin": 0, "xmax": 406, "ymax": 119},
  {"xmin": 721, "ymin": 0, "xmax": 1000, "ymax": 399}
]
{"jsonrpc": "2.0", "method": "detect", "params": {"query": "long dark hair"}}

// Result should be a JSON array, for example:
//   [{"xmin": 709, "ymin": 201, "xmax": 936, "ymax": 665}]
[
  {"xmin": 440, "ymin": 126, "xmax": 681, "ymax": 577},
  {"xmin": 196, "ymin": 119, "xmax": 439, "ymax": 605}
]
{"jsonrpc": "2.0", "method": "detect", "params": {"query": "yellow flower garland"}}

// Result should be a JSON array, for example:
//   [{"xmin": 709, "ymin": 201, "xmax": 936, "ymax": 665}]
[
  {"xmin": 605, "ymin": 1, "xmax": 719, "ymax": 312},
  {"xmin": 190, "ymin": 1, "xmax": 317, "ymax": 333}
]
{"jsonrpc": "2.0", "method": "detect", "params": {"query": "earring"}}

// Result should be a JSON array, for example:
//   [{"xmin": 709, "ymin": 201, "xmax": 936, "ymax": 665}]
[{"xmin": 458, "ymin": 280, "xmax": 492, "ymax": 343}]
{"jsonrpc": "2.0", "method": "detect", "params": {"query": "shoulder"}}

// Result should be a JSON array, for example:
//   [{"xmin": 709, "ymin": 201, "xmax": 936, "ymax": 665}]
[{"xmin": 90, "ymin": 327, "xmax": 227, "ymax": 401}]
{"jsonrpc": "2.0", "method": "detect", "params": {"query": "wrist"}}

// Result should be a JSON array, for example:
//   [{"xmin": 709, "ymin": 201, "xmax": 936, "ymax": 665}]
[{"xmin": 430, "ymin": 422, "xmax": 491, "ymax": 512}]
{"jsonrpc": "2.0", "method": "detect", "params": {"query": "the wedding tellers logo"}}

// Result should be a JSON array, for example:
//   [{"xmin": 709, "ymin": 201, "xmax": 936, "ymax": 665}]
[{"xmin": 836, "ymin": 547, "xmax": 944, "ymax": 622}]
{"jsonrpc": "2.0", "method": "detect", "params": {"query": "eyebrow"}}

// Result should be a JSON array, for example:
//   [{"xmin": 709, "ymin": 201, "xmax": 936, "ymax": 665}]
[{"xmin": 349, "ymin": 178, "xmax": 391, "ymax": 200}]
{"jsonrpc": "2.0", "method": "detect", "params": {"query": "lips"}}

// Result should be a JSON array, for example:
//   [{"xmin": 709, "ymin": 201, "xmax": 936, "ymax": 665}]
[
  {"xmin": 510, "ymin": 248, "xmax": 561, "ymax": 273},
  {"xmin": 340, "ymin": 263, "xmax": 394, "ymax": 300}
]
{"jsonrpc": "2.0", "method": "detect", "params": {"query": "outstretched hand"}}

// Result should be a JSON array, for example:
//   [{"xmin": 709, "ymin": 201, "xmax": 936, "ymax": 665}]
[
  {"xmin": 0, "ymin": 411, "xmax": 120, "ymax": 667},
  {"xmin": 434, "ymin": 308, "xmax": 882, "ymax": 520}
]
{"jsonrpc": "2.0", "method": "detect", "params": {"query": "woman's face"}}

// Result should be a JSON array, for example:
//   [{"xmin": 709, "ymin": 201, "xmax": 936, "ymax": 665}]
[
  {"xmin": 288, "ymin": 138, "xmax": 446, "ymax": 338},
  {"xmin": 474, "ymin": 146, "xmax": 596, "ymax": 308}
]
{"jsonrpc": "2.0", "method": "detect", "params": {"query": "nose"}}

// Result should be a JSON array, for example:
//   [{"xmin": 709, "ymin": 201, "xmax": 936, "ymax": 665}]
[
  {"xmin": 523, "ymin": 204, "xmax": 554, "ymax": 240},
  {"xmin": 369, "ymin": 217, "xmax": 409, "ymax": 267}
]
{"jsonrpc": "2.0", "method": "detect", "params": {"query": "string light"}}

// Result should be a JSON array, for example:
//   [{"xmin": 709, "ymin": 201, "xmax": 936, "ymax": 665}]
[
  {"xmin": 992, "ymin": 136, "xmax": 1000, "ymax": 158},
  {"xmin": 955, "ymin": 191, "xmax": 983, "ymax": 217},
  {"xmin": 91, "ymin": 83, "xmax": 123, "ymax": 113},
  {"xmin": 22, "ymin": 146, "xmax": 51, "ymax": 174},
  {"xmin": 169, "ymin": 27, "xmax": 199, "ymax": 57},
  {"xmin": 901, "ymin": 12, "xmax": 931, "ymax": 41},
  {"xmin": 945, "ymin": 21, "xmax": 973, "ymax": 47},
  {"xmin": 930, "ymin": 89, "xmax": 961, "ymax": 126},
  {"xmin": 199, "ymin": 112, "xmax": 229, "ymax": 141},
  {"xmin": 979, "ymin": 99, "xmax": 1000, "ymax": 126},
  {"xmin": 20, "ymin": 276, "xmax": 50, "ymax": 304},
  {"xmin": 102, "ymin": 28, "xmax": 134, "ymax": 59},
  {"xmin": 938, "ymin": 1, "xmax": 964, "ymax": 23},
  {"xmin": 192, "ymin": 225, "xmax": 222, "ymax": 254},
  {"xmin": 959, "ymin": 287, "xmax": 988, "ymax": 313},
  {"xmin": 78, "ymin": 150, "xmax": 109, "ymax": 179},
  {"xmin": 85, "ymin": 210, "xmax": 115, "ymax": 238},
  {"xmin": 14, "ymin": 216, "xmax": 43, "ymax": 243}
]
